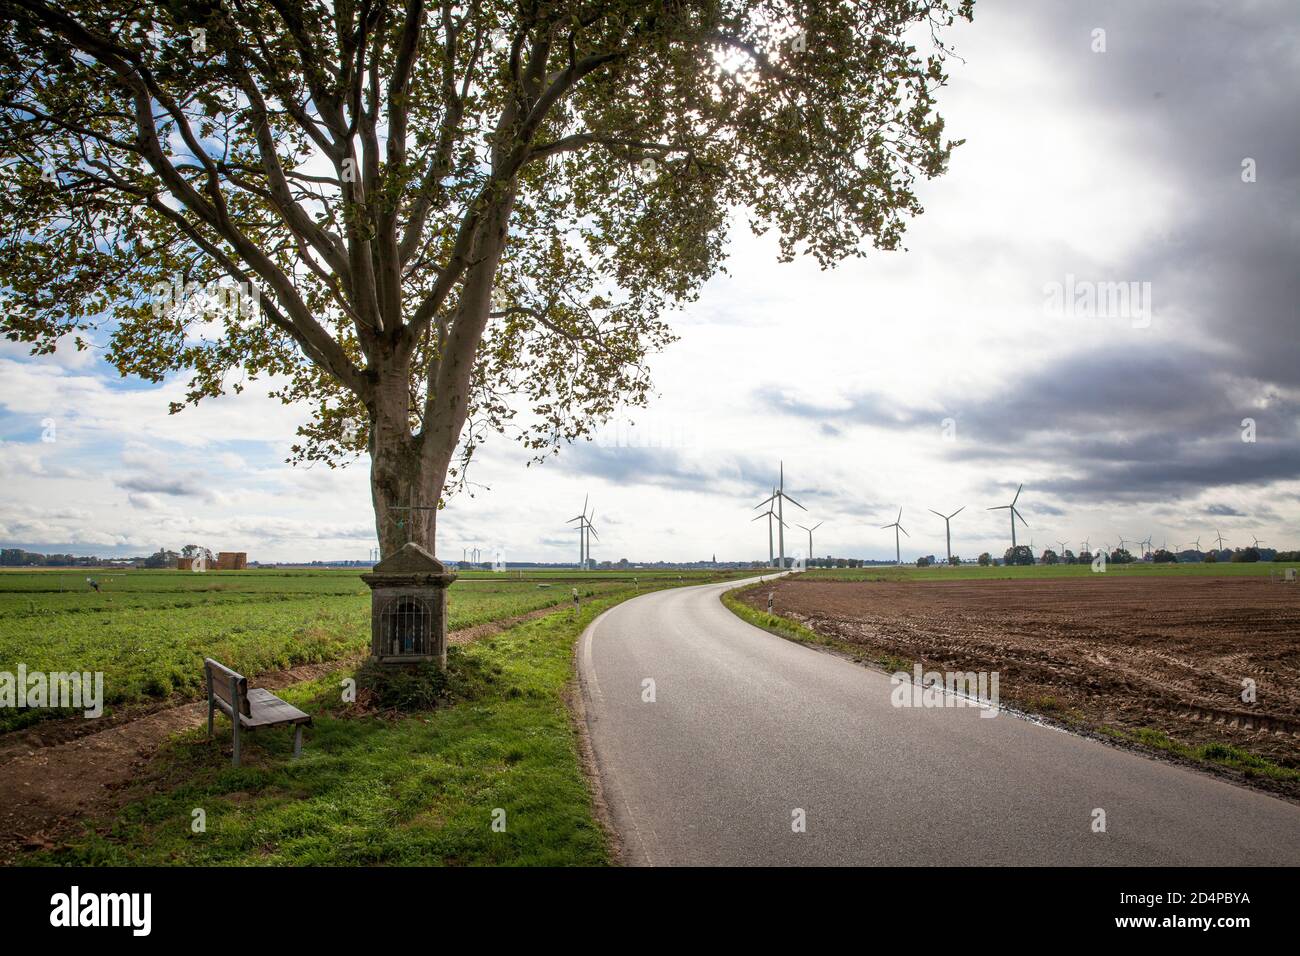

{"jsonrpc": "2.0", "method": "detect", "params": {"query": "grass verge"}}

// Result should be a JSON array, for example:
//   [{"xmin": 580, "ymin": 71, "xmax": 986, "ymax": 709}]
[
  {"xmin": 720, "ymin": 581, "xmax": 911, "ymax": 674},
  {"xmin": 1098, "ymin": 726, "xmax": 1300, "ymax": 784},
  {"xmin": 33, "ymin": 590, "xmax": 650, "ymax": 866}
]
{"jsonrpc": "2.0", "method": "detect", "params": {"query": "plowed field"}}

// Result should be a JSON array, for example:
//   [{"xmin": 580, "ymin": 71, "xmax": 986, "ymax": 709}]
[{"xmin": 742, "ymin": 575, "xmax": 1300, "ymax": 792}]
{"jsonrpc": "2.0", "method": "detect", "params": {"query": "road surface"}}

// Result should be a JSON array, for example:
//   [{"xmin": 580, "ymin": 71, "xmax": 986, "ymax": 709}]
[{"xmin": 579, "ymin": 575, "xmax": 1300, "ymax": 865}]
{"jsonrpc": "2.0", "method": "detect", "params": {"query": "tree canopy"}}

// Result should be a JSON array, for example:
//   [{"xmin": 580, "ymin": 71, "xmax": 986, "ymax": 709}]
[{"xmin": 1, "ymin": 0, "xmax": 972, "ymax": 550}]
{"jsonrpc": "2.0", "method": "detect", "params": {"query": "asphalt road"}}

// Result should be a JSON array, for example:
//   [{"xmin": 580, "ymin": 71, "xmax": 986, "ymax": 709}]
[{"xmin": 579, "ymin": 574, "xmax": 1300, "ymax": 866}]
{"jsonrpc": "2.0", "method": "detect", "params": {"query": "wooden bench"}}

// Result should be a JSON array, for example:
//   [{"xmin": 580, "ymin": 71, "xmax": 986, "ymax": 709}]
[{"xmin": 204, "ymin": 658, "xmax": 312, "ymax": 767}]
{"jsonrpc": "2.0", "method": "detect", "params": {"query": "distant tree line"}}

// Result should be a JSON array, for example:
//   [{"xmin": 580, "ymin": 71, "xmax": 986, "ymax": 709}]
[
  {"xmin": 1, "ymin": 548, "xmax": 103, "ymax": 567},
  {"xmin": 0, "ymin": 547, "xmax": 185, "ymax": 568}
]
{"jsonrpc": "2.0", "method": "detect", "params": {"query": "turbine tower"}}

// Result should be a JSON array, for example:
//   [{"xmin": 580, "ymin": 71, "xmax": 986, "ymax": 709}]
[
  {"xmin": 882, "ymin": 508, "xmax": 909, "ymax": 565},
  {"xmin": 988, "ymin": 483, "xmax": 1028, "ymax": 550},
  {"xmin": 583, "ymin": 506, "xmax": 599, "ymax": 568},
  {"xmin": 751, "ymin": 490, "xmax": 786, "ymax": 567},
  {"xmin": 928, "ymin": 506, "xmax": 965, "ymax": 564},
  {"xmin": 754, "ymin": 461, "xmax": 805, "ymax": 568},
  {"xmin": 567, "ymin": 495, "xmax": 590, "ymax": 569},
  {"xmin": 796, "ymin": 521, "xmax": 824, "ymax": 567}
]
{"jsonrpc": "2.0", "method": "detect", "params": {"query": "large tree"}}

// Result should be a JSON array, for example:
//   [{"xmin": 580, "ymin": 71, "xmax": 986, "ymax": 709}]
[{"xmin": 1, "ymin": 0, "xmax": 971, "ymax": 556}]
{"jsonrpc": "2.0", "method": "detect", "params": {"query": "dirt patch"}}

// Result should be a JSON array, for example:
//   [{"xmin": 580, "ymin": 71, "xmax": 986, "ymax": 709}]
[
  {"xmin": 0, "ymin": 607, "xmax": 564, "ymax": 865},
  {"xmin": 742, "ymin": 576, "xmax": 1300, "ymax": 796}
]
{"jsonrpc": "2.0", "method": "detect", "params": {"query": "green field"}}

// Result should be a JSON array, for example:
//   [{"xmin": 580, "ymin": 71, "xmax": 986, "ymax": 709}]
[
  {"xmin": 1, "ymin": 567, "xmax": 749, "ymax": 865},
  {"xmin": 798, "ymin": 560, "xmax": 1300, "ymax": 583},
  {"xmin": 0, "ymin": 568, "xmax": 739, "ymax": 732},
  {"xmin": 36, "ymin": 599, "xmax": 625, "ymax": 866}
]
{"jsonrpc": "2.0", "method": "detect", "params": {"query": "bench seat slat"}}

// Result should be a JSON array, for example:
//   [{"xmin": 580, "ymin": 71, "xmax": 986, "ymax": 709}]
[{"xmin": 241, "ymin": 688, "xmax": 312, "ymax": 729}]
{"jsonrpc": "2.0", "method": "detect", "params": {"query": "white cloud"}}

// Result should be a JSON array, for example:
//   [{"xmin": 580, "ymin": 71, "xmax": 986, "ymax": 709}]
[{"xmin": 1, "ymin": 0, "xmax": 1296, "ymax": 563}]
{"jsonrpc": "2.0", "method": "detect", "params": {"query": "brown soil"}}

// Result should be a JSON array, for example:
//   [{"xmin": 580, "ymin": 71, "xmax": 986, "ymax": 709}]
[
  {"xmin": 0, "ymin": 605, "xmax": 563, "ymax": 865},
  {"xmin": 741, "ymin": 576, "xmax": 1300, "ymax": 796}
]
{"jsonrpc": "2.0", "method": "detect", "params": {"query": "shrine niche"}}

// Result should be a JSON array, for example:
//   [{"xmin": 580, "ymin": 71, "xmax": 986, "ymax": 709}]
[{"xmin": 361, "ymin": 543, "xmax": 456, "ymax": 667}]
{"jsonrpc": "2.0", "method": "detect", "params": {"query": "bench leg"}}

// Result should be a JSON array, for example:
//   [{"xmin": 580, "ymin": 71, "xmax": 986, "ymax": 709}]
[
  {"xmin": 205, "ymin": 668, "xmax": 214, "ymax": 739},
  {"xmin": 232, "ymin": 719, "xmax": 240, "ymax": 768},
  {"xmin": 293, "ymin": 725, "xmax": 303, "ymax": 758}
]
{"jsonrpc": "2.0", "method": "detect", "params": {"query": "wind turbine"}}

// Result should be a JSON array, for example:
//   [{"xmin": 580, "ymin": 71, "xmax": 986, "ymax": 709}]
[
  {"xmin": 1141, "ymin": 535, "xmax": 1154, "ymax": 558},
  {"xmin": 584, "ymin": 506, "xmax": 599, "ymax": 568},
  {"xmin": 567, "ymin": 495, "xmax": 590, "ymax": 569},
  {"xmin": 1057, "ymin": 540, "xmax": 1068, "ymax": 558},
  {"xmin": 751, "ymin": 492, "xmax": 786, "ymax": 567},
  {"xmin": 1252, "ymin": 535, "xmax": 1265, "ymax": 549},
  {"xmin": 1116, "ymin": 535, "xmax": 1129, "ymax": 554},
  {"xmin": 1081, "ymin": 538, "xmax": 1091, "ymax": 555},
  {"xmin": 796, "ymin": 522, "xmax": 823, "ymax": 567},
  {"xmin": 1213, "ymin": 529, "xmax": 1226, "ymax": 551},
  {"xmin": 1193, "ymin": 536, "xmax": 1202, "ymax": 552},
  {"xmin": 754, "ymin": 461, "xmax": 805, "ymax": 568},
  {"xmin": 882, "ymin": 508, "xmax": 909, "ymax": 565},
  {"xmin": 928, "ymin": 506, "xmax": 965, "ymax": 565},
  {"xmin": 988, "ymin": 483, "xmax": 1028, "ymax": 550}
]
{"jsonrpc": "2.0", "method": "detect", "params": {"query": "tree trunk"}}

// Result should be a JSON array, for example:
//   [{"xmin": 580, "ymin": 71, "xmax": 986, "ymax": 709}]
[
  {"xmin": 368, "ymin": 189, "xmax": 515, "ymax": 561},
  {"xmin": 369, "ymin": 360, "xmax": 448, "ymax": 558}
]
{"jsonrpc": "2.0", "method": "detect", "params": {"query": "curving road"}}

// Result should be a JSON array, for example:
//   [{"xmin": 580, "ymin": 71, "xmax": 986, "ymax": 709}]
[{"xmin": 578, "ymin": 574, "xmax": 1300, "ymax": 866}]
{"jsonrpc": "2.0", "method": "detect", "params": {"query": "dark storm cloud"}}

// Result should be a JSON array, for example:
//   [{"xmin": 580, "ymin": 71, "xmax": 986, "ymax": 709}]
[
  {"xmin": 553, "ymin": 441, "xmax": 885, "ymax": 516},
  {"xmin": 757, "ymin": 0, "xmax": 1300, "ymax": 508},
  {"xmin": 1205, "ymin": 504, "xmax": 1247, "ymax": 517},
  {"xmin": 1028, "ymin": 0, "xmax": 1300, "ymax": 385},
  {"xmin": 117, "ymin": 472, "xmax": 211, "ymax": 499},
  {"xmin": 757, "ymin": 342, "xmax": 1300, "ymax": 504},
  {"xmin": 552, "ymin": 443, "xmax": 762, "ymax": 493}
]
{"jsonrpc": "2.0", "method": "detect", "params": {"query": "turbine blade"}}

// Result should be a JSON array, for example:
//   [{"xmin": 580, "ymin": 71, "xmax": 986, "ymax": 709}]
[
  {"xmin": 812, "ymin": 522, "xmax": 823, "ymax": 531},
  {"xmin": 1012, "ymin": 483, "xmax": 1023, "ymax": 505},
  {"xmin": 899, "ymin": 525, "xmax": 909, "ymax": 537},
  {"xmin": 928, "ymin": 509, "xmax": 945, "ymax": 518},
  {"xmin": 783, "ymin": 493, "xmax": 807, "ymax": 511},
  {"xmin": 950, "ymin": 506, "xmax": 965, "ymax": 518}
]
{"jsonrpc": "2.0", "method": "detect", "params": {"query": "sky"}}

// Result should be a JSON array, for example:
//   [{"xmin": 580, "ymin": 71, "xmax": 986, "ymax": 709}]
[{"xmin": 2, "ymin": 0, "xmax": 1298, "ymax": 564}]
